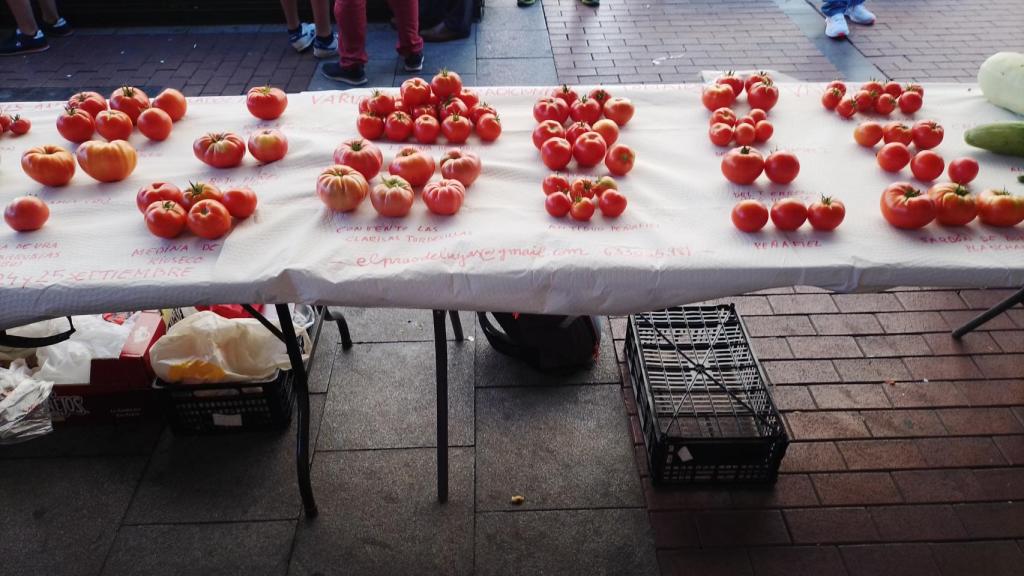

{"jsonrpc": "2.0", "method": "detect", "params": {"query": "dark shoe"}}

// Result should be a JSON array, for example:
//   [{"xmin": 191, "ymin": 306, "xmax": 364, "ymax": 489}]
[
  {"xmin": 420, "ymin": 23, "xmax": 469, "ymax": 43},
  {"xmin": 41, "ymin": 17, "xmax": 73, "ymax": 38},
  {"xmin": 320, "ymin": 62, "xmax": 368, "ymax": 85},
  {"xmin": 0, "ymin": 30, "xmax": 49, "ymax": 56},
  {"xmin": 579, "ymin": 0, "xmax": 599, "ymax": 6},
  {"xmin": 403, "ymin": 52, "xmax": 424, "ymax": 72},
  {"xmin": 517, "ymin": 0, "xmax": 536, "ymax": 6}
]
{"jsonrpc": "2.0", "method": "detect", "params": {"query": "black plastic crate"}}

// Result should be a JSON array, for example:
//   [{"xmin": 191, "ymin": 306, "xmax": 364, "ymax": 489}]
[{"xmin": 625, "ymin": 305, "xmax": 788, "ymax": 485}]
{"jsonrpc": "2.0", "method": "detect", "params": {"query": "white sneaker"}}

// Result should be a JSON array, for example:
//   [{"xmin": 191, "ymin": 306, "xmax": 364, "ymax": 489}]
[
  {"xmin": 824, "ymin": 13, "xmax": 849, "ymax": 38},
  {"xmin": 845, "ymin": 4, "xmax": 876, "ymax": 25},
  {"xmin": 289, "ymin": 22, "xmax": 315, "ymax": 52},
  {"xmin": 312, "ymin": 34, "xmax": 338, "ymax": 59}
]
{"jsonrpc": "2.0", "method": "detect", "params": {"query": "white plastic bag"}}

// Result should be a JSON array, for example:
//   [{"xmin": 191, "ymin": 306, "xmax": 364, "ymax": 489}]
[
  {"xmin": 35, "ymin": 315, "xmax": 135, "ymax": 385},
  {"xmin": 0, "ymin": 359, "xmax": 54, "ymax": 444},
  {"xmin": 149, "ymin": 311, "xmax": 309, "ymax": 385},
  {"xmin": 0, "ymin": 318, "xmax": 68, "ymax": 361}
]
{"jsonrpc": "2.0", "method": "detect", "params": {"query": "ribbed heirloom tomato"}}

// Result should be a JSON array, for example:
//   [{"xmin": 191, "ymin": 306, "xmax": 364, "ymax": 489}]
[
  {"xmin": 221, "ymin": 187, "xmax": 258, "ymax": 219},
  {"xmin": 95, "ymin": 110, "xmax": 133, "ymax": 141},
  {"xmin": 152, "ymin": 88, "xmax": 187, "ymax": 121},
  {"xmin": 440, "ymin": 149, "xmax": 482, "ymax": 187},
  {"xmin": 187, "ymin": 200, "xmax": 232, "ymax": 239},
  {"xmin": 388, "ymin": 147, "xmax": 435, "ymax": 186},
  {"xmin": 370, "ymin": 176, "xmax": 415, "ymax": 217},
  {"xmin": 977, "ymin": 189, "xmax": 1024, "ymax": 227},
  {"xmin": 333, "ymin": 138, "xmax": 381, "ymax": 181},
  {"xmin": 144, "ymin": 201, "xmax": 187, "ymax": 239},
  {"xmin": 880, "ymin": 182, "xmax": 935, "ymax": 229},
  {"xmin": 246, "ymin": 86, "xmax": 288, "ymax": 120},
  {"xmin": 721, "ymin": 146, "xmax": 764, "ymax": 185},
  {"xmin": 182, "ymin": 181, "xmax": 222, "ymax": 210},
  {"xmin": 248, "ymin": 128, "xmax": 289, "ymax": 164},
  {"xmin": 21, "ymin": 145, "xmax": 75, "ymax": 187},
  {"xmin": 423, "ymin": 179, "xmax": 466, "ymax": 215},
  {"xmin": 317, "ymin": 165, "xmax": 369, "ymax": 212},
  {"xmin": 193, "ymin": 132, "xmax": 246, "ymax": 168},
  {"xmin": 5, "ymin": 196, "xmax": 50, "ymax": 232},
  {"xmin": 109, "ymin": 86, "xmax": 149, "ymax": 124},
  {"xmin": 76, "ymin": 140, "xmax": 137, "ymax": 182},
  {"xmin": 136, "ymin": 182, "xmax": 184, "ymax": 213},
  {"xmin": 928, "ymin": 183, "xmax": 976, "ymax": 226},
  {"xmin": 137, "ymin": 108, "xmax": 173, "ymax": 141}
]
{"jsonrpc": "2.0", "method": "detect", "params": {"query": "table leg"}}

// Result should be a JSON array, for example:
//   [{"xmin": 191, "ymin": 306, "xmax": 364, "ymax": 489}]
[
  {"xmin": 952, "ymin": 287, "xmax": 1024, "ymax": 339},
  {"xmin": 275, "ymin": 304, "xmax": 319, "ymax": 518},
  {"xmin": 324, "ymin": 307, "xmax": 354, "ymax": 350},
  {"xmin": 448, "ymin": 310, "xmax": 464, "ymax": 342},
  {"xmin": 433, "ymin": 309, "xmax": 449, "ymax": 503}
]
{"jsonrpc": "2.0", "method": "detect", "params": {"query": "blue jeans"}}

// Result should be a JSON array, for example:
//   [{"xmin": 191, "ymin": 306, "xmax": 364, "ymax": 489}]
[{"xmin": 822, "ymin": 0, "xmax": 865, "ymax": 16}]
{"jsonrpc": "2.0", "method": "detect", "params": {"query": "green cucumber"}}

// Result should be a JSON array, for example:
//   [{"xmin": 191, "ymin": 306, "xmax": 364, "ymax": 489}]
[{"xmin": 964, "ymin": 122, "xmax": 1024, "ymax": 157}]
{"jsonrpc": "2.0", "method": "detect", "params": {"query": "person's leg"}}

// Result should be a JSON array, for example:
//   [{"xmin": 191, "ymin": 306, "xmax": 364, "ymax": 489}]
[
  {"xmin": 845, "ymin": 0, "xmax": 876, "ymax": 25},
  {"xmin": 388, "ymin": 0, "xmax": 424, "ymax": 59},
  {"xmin": 422, "ymin": 0, "xmax": 471, "ymax": 42},
  {"xmin": 37, "ymin": 0, "xmax": 59, "ymax": 23},
  {"xmin": 310, "ymin": 0, "xmax": 332, "ymax": 38},
  {"xmin": 336, "ymin": 0, "xmax": 368, "ymax": 67},
  {"xmin": 821, "ymin": 0, "xmax": 849, "ymax": 17},
  {"xmin": 279, "ymin": 0, "xmax": 301, "ymax": 30},
  {"xmin": 5, "ymin": 0, "xmax": 40, "ymax": 34},
  {"xmin": 281, "ymin": 0, "xmax": 315, "ymax": 51},
  {"xmin": 1, "ymin": 0, "xmax": 50, "ymax": 55}
]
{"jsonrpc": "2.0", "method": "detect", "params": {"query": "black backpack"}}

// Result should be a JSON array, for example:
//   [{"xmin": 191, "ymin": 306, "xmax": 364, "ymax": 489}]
[{"xmin": 477, "ymin": 312, "xmax": 601, "ymax": 374}]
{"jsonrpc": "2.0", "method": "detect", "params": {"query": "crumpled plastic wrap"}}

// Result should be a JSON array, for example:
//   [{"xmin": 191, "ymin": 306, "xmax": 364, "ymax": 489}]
[
  {"xmin": 35, "ymin": 315, "xmax": 135, "ymax": 385},
  {"xmin": 0, "ymin": 359, "xmax": 54, "ymax": 444}
]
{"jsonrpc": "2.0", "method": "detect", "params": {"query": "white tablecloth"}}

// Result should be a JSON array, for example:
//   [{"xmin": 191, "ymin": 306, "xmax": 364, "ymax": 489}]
[{"xmin": 1, "ymin": 84, "xmax": 1022, "ymax": 330}]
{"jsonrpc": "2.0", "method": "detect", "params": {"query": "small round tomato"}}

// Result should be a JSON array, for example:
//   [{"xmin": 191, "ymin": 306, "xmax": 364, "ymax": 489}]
[
  {"xmin": 0, "ymin": 113, "xmax": 12, "ymax": 132},
  {"xmin": 367, "ymin": 90, "xmax": 396, "ymax": 116},
  {"xmin": 358, "ymin": 112, "xmax": 386, "ymax": 140},
  {"xmin": 333, "ymin": 138, "xmax": 382, "ymax": 181},
  {"xmin": 475, "ymin": 113, "xmax": 502, "ymax": 142},
  {"xmin": 533, "ymin": 120, "xmax": 565, "ymax": 149},
  {"xmin": 545, "ymin": 191, "xmax": 572, "ymax": 217},
  {"xmin": 570, "ymin": 177, "xmax": 596, "ymax": 199},
  {"xmin": 603, "ymin": 97, "xmax": 634, "ymax": 126},
  {"xmin": 821, "ymin": 88, "xmax": 843, "ymax": 110},
  {"xmin": 754, "ymin": 120, "xmax": 773, "ymax": 143},
  {"xmin": 764, "ymin": 150, "xmax": 800, "ymax": 184},
  {"xmin": 144, "ymin": 201, "xmax": 187, "ymax": 239},
  {"xmin": 911, "ymin": 120, "xmax": 944, "ymax": 150},
  {"xmin": 565, "ymin": 121, "xmax": 592, "ymax": 145},
  {"xmin": 246, "ymin": 85, "xmax": 287, "ymax": 120},
  {"xmin": 853, "ymin": 89, "xmax": 874, "ymax": 112},
  {"xmin": 898, "ymin": 91, "xmax": 922, "ymax": 114},
  {"xmin": 412, "ymin": 115, "xmax": 440, "ymax": 144},
  {"xmin": 882, "ymin": 122, "xmax": 913, "ymax": 145},
  {"xmin": 722, "ymin": 146, "xmax": 764, "ymax": 185},
  {"xmin": 247, "ymin": 128, "xmax": 289, "ymax": 164},
  {"xmin": 947, "ymin": 157, "xmax": 979, "ymax": 185},
  {"xmin": 598, "ymin": 190, "xmax": 627, "ymax": 218},
  {"xmin": 710, "ymin": 107, "xmax": 738, "ymax": 126},
  {"xmin": 745, "ymin": 72, "xmax": 771, "ymax": 93},
  {"xmin": 905, "ymin": 83, "xmax": 925, "ymax": 96},
  {"xmin": 770, "ymin": 198, "xmax": 808, "ymax": 231},
  {"xmin": 569, "ymin": 197, "xmax": 596, "ymax": 222},
  {"xmin": 411, "ymin": 104, "xmax": 437, "ymax": 120},
  {"xmin": 137, "ymin": 107, "xmax": 173, "ymax": 141},
  {"xmin": 928, "ymin": 183, "xmax": 976, "ymax": 226},
  {"xmin": 702, "ymin": 84, "xmax": 736, "ymax": 111},
  {"xmin": 749, "ymin": 109, "xmax": 768, "ymax": 123},
  {"xmin": 438, "ymin": 96, "xmax": 469, "ymax": 121},
  {"xmin": 423, "ymin": 178, "xmax": 466, "ymax": 216},
  {"xmin": 835, "ymin": 96, "xmax": 857, "ymax": 119},
  {"xmin": 67, "ymin": 91, "xmax": 107, "ymax": 119},
  {"xmin": 21, "ymin": 145, "xmax": 75, "ymax": 187},
  {"xmin": 182, "ymin": 181, "xmax": 223, "ymax": 211},
  {"xmin": 716, "ymin": 73, "xmax": 744, "ymax": 97},
  {"xmin": 76, "ymin": 139, "xmax": 137, "ymax": 182},
  {"xmin": 400, "ymin": 77, "xmax": 432, "ymax": 107},
  {"xmin": 591, "ymin": 118, "xmax": 619, "ymax": 146},
  {"xmin": 385, "ymin": 111, "xmax": 414, "ymax": 142},
  {"xmin": 441, "ymin": 114, "xmax": 472, "ymax": 144},
  {"xmin": 541, "ymin": 137, "xmax": 572, "ymax": 170},
  {"xmin": 430, "ymin": 69, "xmax": 463, "ymax": 100},
  {"xmin": 747, "ymin": 80, "xmax": 779, "ymax": 111},
  {"xmin": 881, "ymin": 182, "xmax": 935, "ymax": 229},
  {"xmin": 221, "ymin": 186, "xmax": 258, "ymax": 219},
  {"xmin": 709, "ymin": 122, "xmax": 734, "ymax": 146},
  {"xmin": 854, "ymin": 121, "xmax": 884, "ymax": 147},
  {"xmin": 137, "ymin": 182, "xmax": 184, "ymax": 213},
  {"xmin": 731, "ymin": 200, "xmax": 769, "ymax": 232},
  {"xmin": 152, "ymin": 88, "xmax": 187, "ymax": 121},
  {"xmin": 570, "ymin": 96, "xmax": 602, "ymax": 124},
  {"xmin": 734, "ymin": 123, "xmax": 756, "ymax": 146},
  {"xmin": 470, "ymin": 102, "xmax": 498, "ymax": 123},
  {"xmin": 457, "ymin": 87, "xmax": 479, "ymax": 110},
  {"xmin": 910, "ymin": 150, "xmax": 944, "ymax": 182},
  {"xmin": 193, "ymin": 132, "xmax": 246, "ymax": 168},
  {"xmin": 592, "ymin": 176, "xmax": 617, "ymax": 197},
  {"xmin": 605, "ymin": 143, "xmax": 635, "ymax": 176},
  {"xmin": 977, "ymin": 189, "xmax": 1024, "ymax": 227},
  {"xmin": 588, "ymin": 87, "xmax": 612, "ymax": 106},
  {"xmin": 877, "ymin": 142, "xmax": 911, "ymax": 173},
  {"xmin": 9, "ymin": 115, "xmax": 31, "ymax": 135},
  {"xmin": 882, "ymin": 81, "xmax": 903, "ymax": 98},
  {"xmin": 56, "ymin": 106, "xmax": 95, "ymax": 143},
  {"xmin": 388, "ymin": 146, "xmax": 436, "ymax": 187},
  {"xmin": 187, "ymin": 199, "xmax": 232, "ymax": 239},
  {"xmin": 439, "ymin": 149, "xmax": 482, "ymax": 187},
  {"xmin": 573, "ymin": 131, "xmax": 608, "ymax": 168},
  {"xmin": 109, "ymin": 86, "xmax": 149, "ymax": 124},
  {"xmin": 533, "ymin": 97, "xmax": 569, "ymax": 124},
  {"xmin": 807, "ymin": 196, "xmax": 845, "ymax": 231},
  {"xmin": 4, "ymin": 196, "xmax": 49, "ymax": 232},
  {"xmin": 826, "ymin": 80, "xmax": 847, "ymax": 95},
  {"xmin": 370, "ymin": 176, "xmax": 415, "ymax": 218},
  {"xmin": 874, "ymin": 93, "xmax": 897, "ymax": 115},
  {"xmin": 737, "ymin": 115, "xmax": 756, "ymax": 127},
  {"xmin": 95, "ymin": 109, "xmax": 133, "ymax": 141},
  {"xmin": 551, "ymin": 84, "xmax": 578, "ymax": 106},
  {"xmin": 543, "ymin": 174, "xmax": 570, "ymax": 195}
]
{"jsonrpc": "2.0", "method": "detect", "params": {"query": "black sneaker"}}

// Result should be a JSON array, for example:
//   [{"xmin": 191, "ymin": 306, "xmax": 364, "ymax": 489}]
[
  {"xmin": 403, "ymin": 52, "xmax": 424, "ymax": 72},
  {"xmin": 320, "ymin": 62, "xmax": 368, "ymax": 86},
  {"xmin": 0, "ymin": 30, "xmax": 49, "ymax": 56},
  {"xmin": 41, "ymin": 17, "xmax": 73, "ymax": 38}
]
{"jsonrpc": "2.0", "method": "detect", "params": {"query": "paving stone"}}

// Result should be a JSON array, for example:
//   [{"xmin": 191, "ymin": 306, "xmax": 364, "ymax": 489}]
[
  {"xmin": 477, "ymin": 28, "xmax": 552, "ymax": 58},
  {"xmin": 326, "ymin": 308, "xmax": 475, "ymax": 343},
  {"xmin": 861, "ymin": 409, "xmax": 947, "ymax": 438},
  {"xmin": 642, "ymin": 477, "xmax": 734, "ymax": 511},
  {"xmin": 649, "ymin": 511, "xmax": 700, "ymax": 548},
  {"xmin": 930, "ymin": 541, "xmax": 1024, "ymax": 576},
  {"xmin": 747, "ymin": 545, "xmax": 849, "ymax": 576},
  {"xmin": 941, "ymin": 310, "xmax": 1018, "ymax": 331},
  {"xmin": 895, "ymin": 290, "xmax": 967, "ymax": 311},
  {"xmin": 657, "ymin": 548, "xmax": 753, "ymax": 576},
  {"xmin": 915, "ymin": 436, "xmax": 1007, "ymax": 467},
  {"xmin": 884, "ymin": 381, "xmax": 969, "ymax": 408},
  {"xmin": 837, "ymin": 439, "xmax": 926, "ymax": 470},
  {"xmin": 763, "ymin": 360, "xmax": 841, "ymax": 384},
  {"xmin": 786, "ymin": 411, "xmax": 871, "ymax": 440},
  {"xmin": 475, "ymin": 384, "xmax": 642, "ymax": 511},
  {"xmin": 779, "ymin": 441, "xmax": 846, "ymax": 472},
  {"xmin": 102, "ymin": 521, "xmax": 295, "ymax": 576},
  {"xmin": 480, "ymin": 5, "xmax": 548, "ymax": 30},
  {"xmin": 811, "ymin": 384, "xmax": 892, "ymax": 409},
  {"xmin": 923, "ymin": 331, "xmax": 1001, "ymax": 355},
  {"xmin": 477, "ymin": 57, "xmax": 558, "ymax": 86},
  {"xmin": 0, "ymin": 457, "xmax": 145, "ymax": 576},
  {"xmin": 694, "ymin": 510, "xmax": 791, "ymax": 546},
  {"xmin": 787, "ymin": 336, "xmax": 863, "ymax": 359},
  {"xmin": 972, "ymin": 353, "xmax": 1024, "ymax": 379},
  {"xmin": 993, "ymin": 435, "xmax": 1024, "ymax": 464},
  {"xmin": 812, "ymin": 471, "xmax": 903, "ymax": 505},
  {"xmin": 855, "ymin": 335, "xmax": 932, "ymax": 358},
  {"xmin": 832, "ymin": 293, "xmax": 904, "ymax": 313},
  {"xmin": 750, "ymin": 336, "xmax": 794, "ymax": 359},
  {"xmin": 876, "ymin": 312, "xmax": 951, "ymax": 334},
  {"xmin": 955, "ymin": 379, "xmax": 1024, "ymax": 406},
  {"xmin": 318, "ymin": 341, "xmax": 473, "ymax": 450},
  {"xmin": 892, "ymin": 469, "xmax": 987, "ymax": 503},
  {"xmin": 954, "ymin": 502, "xmax": 1024, "ymax": 539},
  {"xmin": 745, "ymin": 315, "xmax": 817, "ymax": 337},
  {"xmin": 869, "ymin": 504, "xmax": 968, "ymax": 541},
  {"xmin": 785, "ymin": 507, "xmax": 879, "ymax": 544},
  {"xmin": 937, "ymin": 407, "xmax": 1024, "ymax": 435},
  {"xmin": 840, "ymin": 544, "xmax": 942, "ymax": 576},
  {"xmin": 290, "ymin": 448, "xmax": 474, "ymax": 576},
  {"xmin": 768, "ymin": 294, "xmax": 838, "ymax": 314},
  {"xmin": 771, "ymin": 385, "xmax": 817, "ymax": 410},
  {"xmin": 474, "ymin": 322, "xmax": 619, "ymax": 387},
  {"xmin": 475, "ymin": 508, "xmax": 659, "ymax": 576},
  {"xmin": 903, "ymin": 356, "xmax": 983, "ymax": 381},
  {"xmin": 0, "ymin": 418, "xmax": 163, "ymax": 459},
  {"xmin": 728, "ymin": 474, "xmax": 820, "ymax": 508},
  {"xmin": 810, "ymin": 313, "xmax": 882, "ymax": 335},
  {"xmin": 125, "ymin": 396, "xmax": 325, "ymax": 523}
]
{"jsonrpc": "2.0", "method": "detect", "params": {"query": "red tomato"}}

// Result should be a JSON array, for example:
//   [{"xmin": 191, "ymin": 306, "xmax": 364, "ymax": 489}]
[
  {"xmin": 710, "ymin": 107, "xmax": 738, "ymax": 126},
  {"xmin": 440, "ymin": 149, "xmax": 482, "ymax": 187},
  {"xmin": 333, "ymin": 138, "xmax": 382, "ymax": 181},
  {"xmin": 882, "ymin": 81, "xmax": 903, "ymax": 98},
  {"xmin": 367, "ymin": 90, "xmax": 396, "ymax": 116},
  {"xmin": 187, "ymin": 199, "xmax": 232, "ymax": 239},
  {"xmin": 441, "ymin": 114, "xmax": 472, "ymax": 144},
  {"xmin": 754, "ymin": 120, "xmax": 773, "ymax": 143},
  {"xmin": 10, "ymin": 115, "xmax": 31, "ymax": 135},
  {"xmin": 604, "ymin": 143, "xmax": 635, "ymax": 176},
  {"xmin": 545, "ymin": 191, "xmax": 572, "ymax": 217},
  {"xmin": 570, "ymin": 96, "xmax": 602, "ymax": 124},
  {"xmin": 76, "ymin": 139, "xmax": 137, "ymax": 182},
  {"xmin": 573, "ymin": 131, "xmax": 608, "ymax": 168},
  {"xmin": 898, "ymin": 91, "xmax": 923, "ymax": 114},
  {"xmin": 182, "ymin": 181, "xmax": 223, "ymax": 211},
  {"xmin": 533, "ymin": 120, "xmax": 565, "ymax": 149},
  {"xmin": 602, "ymin": 97, "xmax": 634, "ymax": 126},
  {"xmin": 137, "ymin": 107, "xmax": 173, "ymax": 141},
  {"xmin": 877, "ymin": 142, "xmax": 911, "ymax": 173},
  {"xmin": 591, "ymin": 118, "xmax": 618, "ymax": 146},
  {"xmin": 880, "ymin": 182, "xmax": 935, "ymax": 229},
  {"xmin": 456, "ymin": 87, "xmax": 479, "ymax": 109},
  {"xmin": 905, "ymin": 83, "xmax": 924, "ymax": 96},
  {"xmin": 423, "ymin": 179, "xmax": 466, "ymax": 215},
  {"xmin": 144, "ymin": 201, "xmax": 187, "ymax": 239},
  {"xmin": 533, "ymin": 97, "xmax": 569, "ymax": 124},
  {"xmin": 764, "ymin": 150, "xmax": 800, "ymax": 184},
  {"xmin": 807, "ymin": 196, "xmax": 846, "ymax": 231},
  {"xmin": 737, "ymin": 115, "xmax": 756, "ymax": 126},
  {"xmin": 977, "ymin": 189, "xmax": 1024, "ymax": 227},
  {"xmin": 588, "ymin": 88, "xmax": 612, "ymax": 106},
  {"xmin": 853, "ymin": 89, "xmax": 874, "ymax": 112},
  {"xmin": 948, "ymin": 157, "xmax": 979, "ymax": 185},
  {"xmin": 245, "ymin": 86, "xmax": 287, "ymax": 120},
  {"xmin": 826, "ymin": 80, "xmax": 847, "ymax": 95},
  {"xmin": 716, "ymin": 73, "xmax": 744, "ymax": 97},
  {"xmin": 910, "ymin": 150, "xmax": 944, "ymax": 182},
  {"xmin": 475, "ymin": 113, "xmax": 502, "ymax": 142},
  {"xmin": 95, "ymin": 110, "xmax": 133, "ymax": 141},
  {"xmin": 749, "ymin": 109, "xmax": 768, "ymax": 123},
  {"xmin": 722, "ymin": 146, "xmax": 765, "ymax": 185},
  {"xmin": 357, "ymin": 112, "xmax": 385, "ymax": 140},
  {"xmin": 21, "ymin": 145, "xmax": 75, "ymax": 187},
  {"xmin": 413, "ymin": 115, "xmax": 441, "ymax": 144},
  {"xmin": 835, "ymin": 96, "xmax": 857, "ymax": 119},
  {"xmin": 701, "ymin": 84, "xmax": 736, "ymax": 111},
  {"xmin": 745, "ymin": 72, "xmax": 771, "ymax": 93},
  {"xmin": 247, "ymin": 128, "xmax": 289, "ymax": 164},
  {"xmin": 410, "ymin": 104, "xmax": 436, "ymax": 120},
  {"xmin": 543, "ymin": 174, "xmax": 570, "ymax": 195},
  {"xmin": 56, "ymin": 106, "xmax": 95, "ymax": 143},
  {"xmin": 860, "ymin": 80, "xmax": 883, "ymax": 97},
  {"xmin": 109, "ymin": 86, "xmax": 149, "ymax": 124},
  {"xmin": 551, "ymin": 84, "xmax": 578, "ymax": 106},
  {"xmin": 193, "ymin": 132, "xmax": 246, "ymax": 168},
  {"xmin": 854, "ymin": 121, "xmax": 884, "ymax": 147},
  {"xmin": 221, "ymin": 187, "xmax": 258, "ymax": 219},
  {"xmin": 430, "ymin": 69, "xmax": 463, "ymax": 100},
  {"xmin": 541, "ymin": 137, "xmax": 572, "ymax": 170},
  {"xmin": 383, "ymin": 111, "xmax": 413, "ymax": 142},
  {"xmin": 928, "ymin": 183, "xmax": 976, "ymax": 226},
  {"xmin": 67, "ymin": 91, "xmax": 107, "ymax": 119},
  {"xmin": 438, "ymin": 96, "xmax": 469, "ymax": 121},
  {"xmin": 874, "ymin": 93, "xmax": 897, "ymax": 115},
  {"xmin": 152, "ymin": 88, "xmax": 187, "ymax": 122},
  {"xmin": 911, "ymin": 120, "xmax": 944, "ymax": 150},
  {"xmin": 731, "ymin": 200, "xmax": 769, "ymax": 232},
  {"xmin": 592, "ymin": 175, "xmax": 617, "ymax": 197},
  {"xmin": 569, "ymin": 197, "xmax": 596, "ymax": 222},
  {"xmin": 733, "ymin": 123, "xmax": 756, "ymax": 146},
  {"xmin": 0, "ymin": 113, "xmax": 12, "ymax": 132},
  {"xmin": 370, "ymin": 176, "xmax": 415, "ymax": 217},
  {"xmin": 4, "ymin": 196, "xmax": 49, "ymax": 232},
  {"xmin": 882, "ymin": 122, "xmax": 913, "ymax": 145},
  {"xmin": 770, "ymin": 198, "xmax": 808, "ymax": 231},
  {"xmin": 388, "ymin": 147, "xmax": 435, "ymax": 186},
  {"xmin": 821, "ymin": 88, "xmax": 843, "ymax": 110},
  {"xmin": 747, "ymin": 81, "xmax": 779, "ymax": 111},
  {"xmin": 709, "ymin": 123, "xmax": 734, "ymax": 146},
  {"xmin": 358, "ymin": 97, "xmax": 370, "ymax": 114},
  {"xmin": 598, "ymin": 190, "xmax": 627, "ymax": 218},
  {"xmin": 469, "ymin": 102, "xmax": 498, "ymax": 123},
  {"xmin": 137, "ymin": 182, "xmax": 184, "ymax": 213},
  {"xmin": 565, "ymin": 121, "xmax": 592, "ymax": 145},
  {"xmin": 400, "ymin": 78, "xmax": 432, "ymax": 107},
  {"xmin": 570, "ymin": 177, "xmax": 596, "ymax": 200},
  {"xmin": 317, "ymin": 165, "xmax": 369, "ymax": 211}
]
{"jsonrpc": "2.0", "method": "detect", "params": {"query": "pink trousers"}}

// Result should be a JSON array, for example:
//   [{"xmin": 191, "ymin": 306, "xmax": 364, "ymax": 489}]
[{"xmin": 335, "ymin": 0, "xmax": 424, "ymax": 67}]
